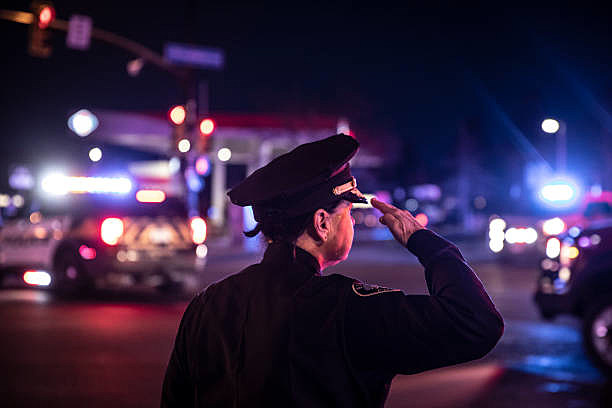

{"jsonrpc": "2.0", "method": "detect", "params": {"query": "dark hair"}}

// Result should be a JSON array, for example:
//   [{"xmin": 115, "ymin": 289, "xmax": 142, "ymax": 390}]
[{"xmin": 245, "ymin": 200, "xmax": 343, "ymax": 243}]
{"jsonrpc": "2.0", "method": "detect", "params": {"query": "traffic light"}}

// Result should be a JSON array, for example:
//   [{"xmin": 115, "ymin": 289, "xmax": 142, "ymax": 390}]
[
  {"xmin": 169, "ymin": 105, "xmax": 188, "ymax": 153},
  {"xmin": 199, "ymin": 118, "xmax": 215, "ymax": 151},
  {"xmin": 28, "ymin": 2, "xmax": 55, "ymax": 58},
  {"xmin": 169, "ymin": 105, "xmax": 186, "ymax": 126}
]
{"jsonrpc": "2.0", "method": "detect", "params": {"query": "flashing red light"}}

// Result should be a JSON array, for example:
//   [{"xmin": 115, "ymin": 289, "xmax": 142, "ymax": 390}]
[
  {"xmin": 38, "ymin": 5, "xmax": 55, "ymax": 29},
  {"xmin": 195, "ymin": 156, "xmax": 210, "ymax": 176},
  {"xmin": 100, "ymin": 217, "xmax": 124, "ymax": 246},
  {"xmin": 78, "ymin": 245, "xmax": 97, "ymax": 260},
  {"xmin": 199, "ymin": 118, "xmax": 215, "ymax": 136},
  {"xmin": 190, "ymin": 217, "xmax": 207, "ymax": 244},
  {"xmin": 415, "ymin": 213, "xmax": 429, "ymax": 227},
  {"xmin": 136, "ymin": 189, "xmax": 166, "ymax": 203},
  {"xmin": 169, "ymin": 105, "xmax": 186, "ymax": 126}
]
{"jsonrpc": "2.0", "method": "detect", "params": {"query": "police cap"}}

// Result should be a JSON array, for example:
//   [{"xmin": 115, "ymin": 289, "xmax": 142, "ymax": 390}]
[{"xmin": 228, "ymin": 134, "xmax": 367, "ymax": 221}]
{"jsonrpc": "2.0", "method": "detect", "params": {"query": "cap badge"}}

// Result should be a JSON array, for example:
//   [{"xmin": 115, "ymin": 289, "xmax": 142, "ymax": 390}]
[{"xmin": 333, "ymin": 177, "xmax": 357, "ymax": 196}]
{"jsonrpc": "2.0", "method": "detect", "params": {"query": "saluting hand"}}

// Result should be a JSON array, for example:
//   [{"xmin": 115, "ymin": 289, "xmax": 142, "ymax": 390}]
[{"xmin": 371, "ymin": 198, "xmax": 425, "ymax": 246}]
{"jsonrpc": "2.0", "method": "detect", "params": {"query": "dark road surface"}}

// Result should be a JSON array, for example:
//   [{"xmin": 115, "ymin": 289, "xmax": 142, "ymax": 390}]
[{"xmin": 1, "ymin": 239, "xmax": 610, "ymax": 407}]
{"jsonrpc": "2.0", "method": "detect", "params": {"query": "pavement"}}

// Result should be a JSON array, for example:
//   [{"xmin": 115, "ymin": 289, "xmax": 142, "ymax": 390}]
[{"xmin": 0, "ymin": 234, "xmax": 610, "ymax": 407}]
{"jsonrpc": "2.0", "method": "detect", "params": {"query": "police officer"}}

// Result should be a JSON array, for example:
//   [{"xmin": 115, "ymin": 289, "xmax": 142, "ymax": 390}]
[{"xmin": 161, "ymin": 134, "xmax": 504, "ymax": 407}]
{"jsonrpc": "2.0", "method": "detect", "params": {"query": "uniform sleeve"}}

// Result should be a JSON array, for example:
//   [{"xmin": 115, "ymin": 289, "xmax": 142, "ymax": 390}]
[
  {"xmin": 161, "ymin": 292, "xmax": 206, "ymax": 407},
  {"xmin": 344, "ymin": 229, "xmax": 504, "ymax": 375}
]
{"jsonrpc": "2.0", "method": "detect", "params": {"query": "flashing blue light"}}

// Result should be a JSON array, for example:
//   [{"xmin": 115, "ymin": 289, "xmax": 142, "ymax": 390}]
[
  {"xmin": 537, "ymin": 177, "xmax": 580, "ymax": 208},
  {"xmin": 185, "ymin": 168, "xmax": 202, "ymax": 192}
]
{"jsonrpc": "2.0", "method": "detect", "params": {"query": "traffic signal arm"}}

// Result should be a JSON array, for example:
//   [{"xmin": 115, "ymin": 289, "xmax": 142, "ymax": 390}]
[{"xmin": 0, "ymin": 8, "xmax": 185, "ymax": 77}]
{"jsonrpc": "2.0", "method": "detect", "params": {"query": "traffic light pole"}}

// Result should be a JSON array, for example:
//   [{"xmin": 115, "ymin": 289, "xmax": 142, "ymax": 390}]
[
  {"xmin": 2, "ymin": 7, "xmax": 206, "ymax": 218},
  {"xmin": 1, "ymin": 8, "xmax": 189, "ymax": 80}
]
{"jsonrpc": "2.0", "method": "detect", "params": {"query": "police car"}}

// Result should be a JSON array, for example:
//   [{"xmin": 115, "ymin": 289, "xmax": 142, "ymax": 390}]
[
  {"xmin": 534, "ymin": 219, "xmax": 612, "ymax": 376},
  {"xmin": 0, "ymin": 169, "xmax": 208, "ymax": 295},
  {"xmin": 488, "ymin": 191, "xmax": 612, "ymax": 260}
]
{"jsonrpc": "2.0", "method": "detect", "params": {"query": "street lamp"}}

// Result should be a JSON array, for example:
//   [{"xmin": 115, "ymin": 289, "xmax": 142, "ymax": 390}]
[
  {"xmin": 541, "ymin": 118, "xmax": 567, "ymax": 173},
  {"xmin": 68, "ymin": 109, "xmax": 98, "ymax": 137}
]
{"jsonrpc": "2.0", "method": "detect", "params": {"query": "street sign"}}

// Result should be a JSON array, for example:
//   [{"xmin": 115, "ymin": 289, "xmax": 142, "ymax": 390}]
[
  {"xmin": 66, "ymin": 14, "xmax": 92, "ymax": 50},
  {"xmin": 164, "ymin": 42, "xmax": 224, "ymax": 70}
]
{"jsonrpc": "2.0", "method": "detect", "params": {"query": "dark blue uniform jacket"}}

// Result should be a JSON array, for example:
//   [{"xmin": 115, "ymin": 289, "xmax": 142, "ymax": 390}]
[{"xmin": 161, "ymin": 230, "xmax": 504, "ymax": 407}]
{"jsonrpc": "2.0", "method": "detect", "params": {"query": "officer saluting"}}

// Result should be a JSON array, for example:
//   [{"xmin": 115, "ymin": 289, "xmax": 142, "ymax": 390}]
[{"xmin": 162, "ymin": 134, "xmax": 504, "ymax": 407}]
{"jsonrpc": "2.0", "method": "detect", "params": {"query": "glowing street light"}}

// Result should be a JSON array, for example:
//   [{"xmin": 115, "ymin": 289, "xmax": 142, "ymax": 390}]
[
  {"xmin": 217, "ymin": 147, "xmax": 231, "ymax": 162},
  {"xmin": 178, "ymin": 138, "xmax": 191, "ymax": 153},
  {"xmin": 89, "ymin": 147, "xmax": 102, "ymax": 162},
  {"xmin": 541, "ymin": 118, "xmax": 560, "ymax": 134},
  {"xmin": 68, "ymin": 109, "xmax": 99, "ymax": 137}
]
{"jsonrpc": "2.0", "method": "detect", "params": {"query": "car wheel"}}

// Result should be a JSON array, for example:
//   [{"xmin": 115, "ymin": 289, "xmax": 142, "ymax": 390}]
[
  {"xmin": 583, "ymin": 298, "xmax": 612, "ymax": 377},
  {"xmin": 53, "ymin": 251, "xmax": 92, "ymax": 294}
]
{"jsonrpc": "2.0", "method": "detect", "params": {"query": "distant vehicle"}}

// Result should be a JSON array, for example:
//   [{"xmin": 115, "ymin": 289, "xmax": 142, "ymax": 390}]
[
  {"xmin": 534, "ymin": 219, "xmax": 612, "ymax": 376},
  {"xmin": 487, "ymin": 191, "xmax": 612, "ymax": 260},
  {"xmin": 0, "ymin": 171, "xmax": 208, "ymax": 295}
]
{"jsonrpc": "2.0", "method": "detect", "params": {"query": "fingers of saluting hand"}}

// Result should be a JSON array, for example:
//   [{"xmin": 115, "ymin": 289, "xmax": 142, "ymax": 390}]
[
  {"xmin": 371, "ymin": 197, "xmax": 425, "ymax": 246},
  {"xmin": 371, "ymin": 197, "xmax": 398, "ymax": 214}
]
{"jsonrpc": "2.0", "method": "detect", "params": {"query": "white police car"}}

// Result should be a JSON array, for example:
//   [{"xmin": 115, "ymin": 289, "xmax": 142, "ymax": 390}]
[{"xmin": 0, "ymin": 173, "xmax": 207, "ymax": 294}]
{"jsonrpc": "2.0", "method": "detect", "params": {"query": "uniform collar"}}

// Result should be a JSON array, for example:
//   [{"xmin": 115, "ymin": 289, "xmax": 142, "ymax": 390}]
[{"xmin": 262, "ymin": 241, "xmax": 321, "ymax": 275}]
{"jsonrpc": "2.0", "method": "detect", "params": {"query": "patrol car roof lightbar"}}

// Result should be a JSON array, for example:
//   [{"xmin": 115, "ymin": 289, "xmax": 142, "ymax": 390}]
[{"xmin": 41, "ymin": 174, "xmax": 132, "ymax": 195}]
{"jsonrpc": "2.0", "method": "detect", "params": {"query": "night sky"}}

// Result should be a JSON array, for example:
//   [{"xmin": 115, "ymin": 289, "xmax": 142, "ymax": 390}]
[{"xmin": 1, "ymin": 1, "xmax": 611, "ymax": 194}]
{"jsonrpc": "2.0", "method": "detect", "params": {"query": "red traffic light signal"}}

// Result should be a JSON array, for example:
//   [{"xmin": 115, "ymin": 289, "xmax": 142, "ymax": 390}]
[
  {"xmin": 169, "ymin": 105, "xmax": 186, "ymax": 126},
  {"xmin": 199, "ymin": 118, "xmax": 215, "ymax": 136},
  {"xmin": 28, "ymin": 1, "xmax": 55, "ymax": 58},
  {"xmin": 37, "ymin": 5, "xmax": 55, "ymax": 29}
]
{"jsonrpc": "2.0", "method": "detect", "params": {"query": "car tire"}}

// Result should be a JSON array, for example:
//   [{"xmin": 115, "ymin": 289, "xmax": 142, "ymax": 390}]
[
  {"xmin": 583, "ymin": 297, "xmax": 612, "ymax": 377},
  {"xmin": 53, "ymin": 251, "xmax": 93, "ymax": 294}
]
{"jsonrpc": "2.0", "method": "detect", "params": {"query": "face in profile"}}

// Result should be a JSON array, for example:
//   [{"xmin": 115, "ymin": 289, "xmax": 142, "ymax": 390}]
[{"xmin": 324, "ymin": 201, "xmax": 355, "ymax": 265}]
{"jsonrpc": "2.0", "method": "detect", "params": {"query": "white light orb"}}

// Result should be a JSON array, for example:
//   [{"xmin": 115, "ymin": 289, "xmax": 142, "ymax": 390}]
[
  {"xmin": 88, "ymin": 147, "xmax": 102, "ymax": 162},
  {"xmin": 217, "ymin": 147, "xmax": 232, "ymax": 162},
  {"xmin": 68, "ymin": 109, "xmax": 98, "ymax": 137},
  {"xmin": 525, "ymin": 227, "xmax": 538, "ymax": 244},
  {"xmin": 546, "ymin": 238, "xmax": 561, "ymax": 258},
  {"xmin": 178, "ymin": 139, "xmax": 191, "ymax": 153},
  {"xmin": 540, "ymin": 183, "xmax": 575, "ymax": 203},
  {"xmin": 541, "ymin": 118, "xmax": 560, "ymax": 134},
  {"xmin": 196, "ymin": 244, "xmax": 208, "ymax": 259},
  {"xmin": 489, "ymin": 240, "xmax": 504, "ymax": 253},
  {"xmin": 489, "ymin": 218, "xmax": 506, "ymax": 231},
  {"xmin": 505, "ymin": 228, "xmax": 518, "ymax": 244},
  {"xmin": 542, "ymin": 217, "xmax": 565, "ymax": 236},
  {"xmin": 41, "ymin": 173, "xmax": 68, "ymax": 195}
]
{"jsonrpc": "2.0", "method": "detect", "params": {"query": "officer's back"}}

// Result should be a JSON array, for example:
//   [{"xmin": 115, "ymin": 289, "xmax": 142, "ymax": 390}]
[{"xmin": 161, "ymin": 134, "xmax": 503, "ymax": 407}]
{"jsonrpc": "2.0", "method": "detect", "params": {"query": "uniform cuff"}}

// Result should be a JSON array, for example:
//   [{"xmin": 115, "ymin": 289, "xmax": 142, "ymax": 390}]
[{"xmin": 406, "ymin": 229, "xmax": 456, "ymax": 267}]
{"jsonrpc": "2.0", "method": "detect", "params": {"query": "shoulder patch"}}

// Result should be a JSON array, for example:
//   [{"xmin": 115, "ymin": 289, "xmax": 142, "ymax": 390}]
[{"xmin": 351, "ymin": 281, "xmax": 401, "ymax": 297}]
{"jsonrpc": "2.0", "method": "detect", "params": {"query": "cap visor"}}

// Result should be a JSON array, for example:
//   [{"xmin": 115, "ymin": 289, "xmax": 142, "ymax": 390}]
[{"xmin": 341, "ymin": 188, "xmax": 368, "ymax": 204}]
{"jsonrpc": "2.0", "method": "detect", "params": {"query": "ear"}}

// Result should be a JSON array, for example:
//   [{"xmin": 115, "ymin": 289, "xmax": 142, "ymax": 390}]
[{"xmin": 312, "ymin": 209, "xmax": 330, "ymax": 242}]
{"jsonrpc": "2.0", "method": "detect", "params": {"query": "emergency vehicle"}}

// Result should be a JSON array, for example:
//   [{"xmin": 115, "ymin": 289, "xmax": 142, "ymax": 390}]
[
  {"xmin": 487, "ymin": 191, "xmax": 612, "ymax": 259},
  {"xmin": 0, "ymin": 161, "xmax": 208, "ymax": 294},
  {"xmin": 534, "ymin": 219, "xmax": 612, "ymax": 376}
]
